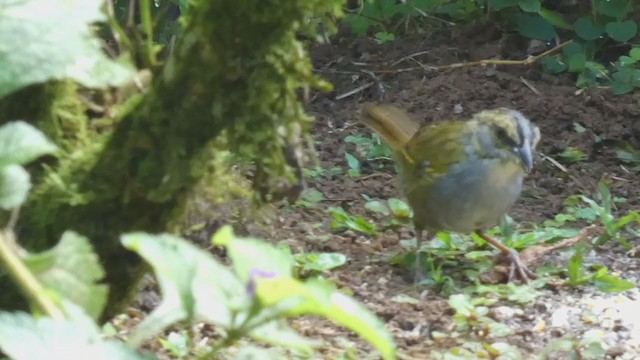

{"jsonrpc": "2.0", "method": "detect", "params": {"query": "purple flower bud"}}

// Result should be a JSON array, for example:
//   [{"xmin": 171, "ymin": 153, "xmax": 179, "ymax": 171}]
[{"xmin": 246, "ymin": 268, "xmax": 278, "ymax": 298}]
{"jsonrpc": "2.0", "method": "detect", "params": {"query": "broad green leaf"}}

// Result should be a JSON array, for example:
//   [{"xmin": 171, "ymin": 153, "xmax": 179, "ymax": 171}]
[
  {"xmin": 223, "ymin": 234, "xmax": 294, "ymax": 283},
  {"xmin": 294, "ymin": 252, "xmax": 347, "ymax": 272},
  {"xmin": 611, "ymin": 69, "xmax": 636, "ymax": 95},
  {"xmin": 256, "ymin": 277, "xmax": 396, "ymax": 360},
  {"xmin": 0, "ymin": 165, "xmax": 31, "ymax": 210},
  {"xmin": 538, "ymin": 7, "xmax": 571, "ymax": 30},
  {"xmin": 300, "ymin": 188, "xmax": 324, "ymax": 203},
  {"xmin": 0, "ymin": 0, "xmax": 135, "ymax": 98},
  {"xmin": 516, "ymin": 14, "xmax": 556, "ymax": 41},
  {"xmin": 387, "ymin": 198, "xmax": 411, "ymax": 218},
  {"xmin": 630, "ymin": 48, "xmax": 640, "ymax": 60},
  {"xmin": 518, "ymin": 0, "xmax": 540, "ymax": 13},
  {"xmin": 0, "ymin": 121, "xmax": 58, "ymax": 167},
  {"xmin": 365, "ymin": 200, "xmax": 390, "ymax": 215},
  {"xmin": 448, "ymin": 294, "xmax": 473, "ymax": 317},
  {"xmin": 606, "ymin": 21, "xmax": 638, "ymax": 42},
  {"xmin": 374, "ymin": 32, "xmax": 396, "ymax": 44},
  {"xmin": 0, "ymin": 307, "xmax": 155, "ymax": 360},
  {"xmin": 568, "ymin": 53, "xmax": 587, "ymax": 72},
  {"xmin": 121, "ymin": 233, "xmax": 247, "ymax": 345},
  {"xmin": 562, "ymin": 42, "xmax": 583, "ymax": 59},
  {"xmin": 23, "ymin": 231, "xmax": 107, "ymax": 320},
  {"xmin": 574, "ymin": 17, "xmax": 604, "ymax": 40},
  {"xmin": 328, "ymin": 207, "xmax": 377, "ymax": 235},
  {"xmin": 541, "ymin": 56, "xmax": 567, "ymax": 74},
  {"xmin": 619, "ymin": 55, "xmax": 638, "ymax": 66},
  {"xmin": 595, "ymin": 0, "xmax": 629, "ymax": 18}
]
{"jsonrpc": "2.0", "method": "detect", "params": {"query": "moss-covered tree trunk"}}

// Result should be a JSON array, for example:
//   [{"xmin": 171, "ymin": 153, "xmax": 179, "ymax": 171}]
[{"xmin": 0, "ymin": 0, "xmax": 342, "ymax": 320}]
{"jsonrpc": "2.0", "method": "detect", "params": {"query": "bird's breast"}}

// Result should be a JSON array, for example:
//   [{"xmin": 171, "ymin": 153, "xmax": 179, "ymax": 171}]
[{"xmin": 406, "ymin": 158, "xmax": 525, "ymax": 233}]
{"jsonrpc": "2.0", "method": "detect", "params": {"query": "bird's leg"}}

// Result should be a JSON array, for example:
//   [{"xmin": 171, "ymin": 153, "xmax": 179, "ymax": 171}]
[
  {"xmin": 475, "ymin": 231, "xmax": 538, "ymax": 283},
  {"xmin": 414, "ymin": 229, "xmax": 425, "ymax": 283}
]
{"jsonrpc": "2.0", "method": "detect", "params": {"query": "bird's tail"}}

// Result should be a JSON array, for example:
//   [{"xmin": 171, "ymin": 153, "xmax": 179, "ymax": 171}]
[{"xmin": 360, "ymin": 104, "xmax": 420, "ymax": 152}]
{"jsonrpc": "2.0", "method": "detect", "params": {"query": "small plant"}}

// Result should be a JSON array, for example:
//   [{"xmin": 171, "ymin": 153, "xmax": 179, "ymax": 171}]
[
  {"xmin": 327, "ymin": 206, "xmax": 378, "ymax": 235},
  {"xmin": 0, "ymin": 122, "xmax": 396, "ymax": 360},
  {"xmin": 566, "ymin": 244, "xmax": 635, "ymax": 292},
  {"xmin": 345, "ymin": 152, "xmax": 362, "ymax": 177},
  {"xmin": 448, "ymin": 294, "xmax": 511, "ymax": 338},
  {"xmin": 363, "ymin": 196, "xmax": 413, "ymax": 229},
  {"xmin": 555, "ymin": 146, "xmax": 588, "ymax": 164}
]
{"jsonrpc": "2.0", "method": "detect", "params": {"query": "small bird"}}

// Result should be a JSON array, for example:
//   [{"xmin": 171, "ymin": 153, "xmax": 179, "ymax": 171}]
[{"xmin": 360, "ymin": 104, "xmax": 541, "ymax": 283}]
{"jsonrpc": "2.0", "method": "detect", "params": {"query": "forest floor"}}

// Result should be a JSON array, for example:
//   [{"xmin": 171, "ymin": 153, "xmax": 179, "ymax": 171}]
[{"xmin": 129, "ymin": 26, "xmax": 640, "ymax": 359}]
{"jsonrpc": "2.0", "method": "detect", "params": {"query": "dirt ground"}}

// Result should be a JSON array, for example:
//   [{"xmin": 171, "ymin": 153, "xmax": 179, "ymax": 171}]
[{"xmin": 132, "ymin": 27, "xmax": 640, "ymax": 359}]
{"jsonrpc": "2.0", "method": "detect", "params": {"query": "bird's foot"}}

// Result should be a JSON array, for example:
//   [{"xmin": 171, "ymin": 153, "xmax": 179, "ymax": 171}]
[{"xmin": 505, "ymin": 248, "xmax": 538, "ymax": 284}]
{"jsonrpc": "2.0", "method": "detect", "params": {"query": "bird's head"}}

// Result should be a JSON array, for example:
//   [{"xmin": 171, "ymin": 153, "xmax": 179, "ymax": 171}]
[{"xmin": 473, "ymin": 108, "xmax": 541, "ymax": 173}]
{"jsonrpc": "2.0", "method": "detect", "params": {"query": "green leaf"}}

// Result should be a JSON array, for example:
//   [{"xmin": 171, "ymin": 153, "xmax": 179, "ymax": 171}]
[
  {"xmin": 488, "ymin": 0, "xmax": 518, "ymax": 10},
  {"xmin": 541, "ymin": 56, "xmax": 567, "ymax": 74},
  {"xmin": 619, "ymin": 55, "xmax": 638, "ymax": 66},
  {"xmin": 630, "ymin": 47, "xmax": 640, "ymax": 60},
  {"xmin": 121, "ymin": 233, "xmax": 247, "ymax": 345},
  {"xmin": 556, "ymin": 147, "xmax": 587, "ymax": 163},
  {"xmin": 0, "ymin": 121, "xmax": 58, "ymax": 167},
  {"xmin": 374, "ymin": 32, "xmax": 396, "ymax": 44},
  {"xmin": 448, "ymin": 294, "xmax": 474, "ymax": 317},
  {"xmin": 606, "ymin": 21, "xmax": 638, "ymax": 42},
  {"xmin": 593, "ymin": 273, "xmax": 635, "ymax": 292},
  {"xmin": 345, "ymin": 152, "xmax": 360, "ymax": 176},
  {"xmin": 224, "ymin": 235, "xmax": 295, "ymax": 283},
  {"xmin": 611, "ymin": 68, "xmax": 637, "ymax": 95},
  {"xmin": 516, "ymin": 14, "xmax": 556, "ymax": 41},
  {"xmin": 328, "ymin": 207, "xmax": 377, "ymax": 235},
  {"xmin": 518, "ymin": 0, "xmax": 540, "ymax": 12},
  {"xmin": 23, "ymin": 231, "xmax": 108, "ymax": 320},
  {"xmin": 0, "ymin": 165, "xmax": 31, "ymax": 210},
  {"xmin": 294, "ymin": 252, "xmax": 348, "ymax": 272},
  {"xmin": 257, "ymin": 277, "xmax": 396, "ymax": 360},
  {"xmin": 387, "ymin": 198, "xmax": 412, "ymax": 218},
  {"xmin": 364, "ymin": 200, "xmax": 390, "ymax": 216},
  {"xmin": 574, "ymin": 17, "xmax": 604, "ymax": 41},
  {"xmin": 0, "ymin": 0, "xmax": 135, "ymax": 98},
  {"xmin": 538, "ymin": 7, "xmax": 571, "ymax": 30},
  {"xmin": 0, "ymin": 306, "xmax": 155, "ymax": 360},
  {"xmin": 595, "ymin": 0, "xmax": 629, "ymax": 18},
  {"xmin": 562, "ymin": 42, "xmax": 583, "ymax": 59},
  {"xmin": 345, "ymin": 14, "xmax": 378, "ymax": 36},
  {"xmin": 567, "ymin": 246, "xmax": 585, "ymax": 285},
  {"xmin": 568, "ymin": 53, "xmax": 587, "ymax": 72}
]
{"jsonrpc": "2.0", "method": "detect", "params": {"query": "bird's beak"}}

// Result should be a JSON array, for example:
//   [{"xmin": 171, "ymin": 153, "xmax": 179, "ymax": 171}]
[{"xmin": 518, "ymin": 142, "xmax": 533, "ymax": 173}]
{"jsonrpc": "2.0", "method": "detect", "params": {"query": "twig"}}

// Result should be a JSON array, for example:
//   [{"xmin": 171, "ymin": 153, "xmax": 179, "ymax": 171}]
[
  {"xmin": 335, "ymin": 82, "xmax": 373, "ymax": 100},
  {"xmin": 520, "ymin": 76, "xmax": 541, "ymax": 95},
  {"xmin": 519, "ymin": 225, "xmax": 603, "ymax": 266},
  {"xmin": 391, "ymin": 50, "xmax": 432, "ymax": 67},
  {"xmin": 376, "ymin": 40, "xmax": 573, "ymax": 75},
  {"xmin": 540, "ymin": 153, "xmax": 568, "ymax": 173},
  {"xmin": 356, "ymin": 172, "xmax": 394, "ymax": 182},
  {"xmin": 0, "ymin": 230, "xmax": 65, "ymax": 320}
]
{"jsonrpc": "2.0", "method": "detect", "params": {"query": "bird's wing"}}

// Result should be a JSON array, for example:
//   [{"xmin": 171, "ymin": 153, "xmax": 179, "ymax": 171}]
[{"xmin": 403, "ymin": 120, "xmax": 470, "ymax": 176}]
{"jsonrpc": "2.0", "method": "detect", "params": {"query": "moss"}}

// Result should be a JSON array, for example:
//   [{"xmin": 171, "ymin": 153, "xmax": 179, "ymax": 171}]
[{"xmin": 0, "ymin": 0, "xmax": 343, "ymax": 320}]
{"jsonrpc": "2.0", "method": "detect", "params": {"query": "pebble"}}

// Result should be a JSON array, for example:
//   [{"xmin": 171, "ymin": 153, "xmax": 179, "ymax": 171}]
[
  {"xmin": 489, "ymin": 306, "xmax": 516, "ymax": 322},
  {"xmin": 550, "ymin": 306, "xmax": 572, "ymax": 328}
]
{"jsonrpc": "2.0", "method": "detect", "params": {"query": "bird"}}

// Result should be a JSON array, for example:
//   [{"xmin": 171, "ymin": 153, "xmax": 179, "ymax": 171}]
[{"xmin": 360, "ymin": 104, "xmax": 541, "ymax": 283}]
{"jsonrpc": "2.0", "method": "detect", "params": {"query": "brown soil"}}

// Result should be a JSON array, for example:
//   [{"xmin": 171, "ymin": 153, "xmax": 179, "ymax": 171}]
[{"xmin": 133, "ymin": 27, "xmax": 640, "ymax": 360}]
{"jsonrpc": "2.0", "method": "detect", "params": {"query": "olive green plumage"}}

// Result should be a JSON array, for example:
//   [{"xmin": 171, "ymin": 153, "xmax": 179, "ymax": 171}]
[{"xmin": 360, "ymin": 104, "xmax": 541, "ymax": 282}]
